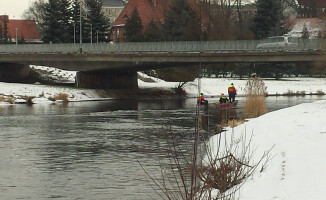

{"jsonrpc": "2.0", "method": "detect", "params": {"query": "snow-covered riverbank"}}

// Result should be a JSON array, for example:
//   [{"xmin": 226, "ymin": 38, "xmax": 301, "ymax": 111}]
[
  {"xmin": 208, "ymin": 100, "xmax": 326, "ymax": 199},
  {"xmin": 139, "ymin": 74, "xmax": 326, "ymax": 97},
  {"xmin": 0, "ymin": 65, "xmax": 325, "ymax": 104}
]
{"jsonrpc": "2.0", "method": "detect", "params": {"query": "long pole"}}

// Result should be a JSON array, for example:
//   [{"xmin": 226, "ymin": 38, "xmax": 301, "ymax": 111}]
[
  {"xmin": 73, "ymin": 24, "xmax": 76, "ymax": 44},
  {"xmin": 15, "ymin": 28, "xmax": 18, "ymax": 46},
  {"xmin": 96, "ymin": 30, "xmax": 99, "ymax": 44},
  {"xmin": 90, "ymin": 24, "xmax": 93, "ymax": 44},
  {"xmin": 80, "ymin": 3, "xmax": 82, "ymax": 47}
]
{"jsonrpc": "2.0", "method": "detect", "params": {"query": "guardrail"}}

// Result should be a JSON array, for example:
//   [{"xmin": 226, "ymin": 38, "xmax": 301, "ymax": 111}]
[{"xmin": 0, "ymin": 39, "xmax": 325, "ymax": 54}]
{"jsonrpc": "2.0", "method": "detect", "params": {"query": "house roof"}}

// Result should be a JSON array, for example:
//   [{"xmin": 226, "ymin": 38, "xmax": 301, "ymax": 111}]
[
  {"xmin": 287, "ymin": 18, "xmax": 326, "ymax": 38},
  {"xmin": 0, "ymin": 15, "xmax": 41, "ymax": 42},
  {"xmin": 113, "ymin": 0, "xmax": 208, "ymax": 29},
  {"xmin": 102, "ymin": 0, "xmax": 125, "ymax": 7},
  {"xmin": 113, "ymin": 0, "xmax": 170, "ymax": 27}
]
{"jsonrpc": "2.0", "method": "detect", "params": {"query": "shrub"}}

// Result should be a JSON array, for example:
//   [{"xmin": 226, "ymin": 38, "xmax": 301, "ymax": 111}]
[
  {"xmin": 243, "ymin": 78, "xmax": 267, "ymax": 118},
  {"xmin": 39, "ymin": 91, "xmax": 45, "ymax": 97},
  {"xmin": 21, "ymin": 96, "xmax": 35, "ymax": 105},
  {"xmin": 48, "ymin": 93, "xmax": 69, "ymax": 102},
  {"xmin": 316, "ymin": 90, "xmax": 325, "ymax": 95},
  {"xmin": 139, "ymin": 127, "xmax": 272, "ymax": 200}
]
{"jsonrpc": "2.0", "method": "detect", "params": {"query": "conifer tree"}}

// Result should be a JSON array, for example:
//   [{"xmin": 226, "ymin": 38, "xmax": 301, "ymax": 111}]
[
  {"xmin": 42, "ymin": 0, "xmax": 66, "ymax": 43},
  {"xmin": 3, "ymin": 17, "xmax": 9, "ymax": 43},
  {"xmin": 144, "ymin": 20, "xmax": 163, "ymax": 42},
  {"xmin": 71, "ymin": 0, "xmax": 81, "ymax": 43},
  {"xmin": 58, "ymin": 0, "xmax": 72, "ymax": 43},
  {"xmin": 124, "ymin": 8, "xmax": 144, "ymax": 42},
  {"xmin": 71, "ymin": 0, "xmax": 91, "ymax": 43},
  {"xmin": 162, "ymin": 0, "xmax": 201, "ymax": 41},
  {"xmin": 85, "ymin": 0, "xmax": 110, "ymax": 43},
  {"xmin": 0, "ymin": 25, "xmax": 3, "ymax": 43},
  {"xmin": 252, "ymin": 0, "xmax": 280, "ymax": 39}
]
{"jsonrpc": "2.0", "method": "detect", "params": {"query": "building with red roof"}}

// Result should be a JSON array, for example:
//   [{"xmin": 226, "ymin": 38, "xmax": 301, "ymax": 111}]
[
  {"xmin": 110, "ymin": 0, "xmax": 208, "ymax": 42},
  {"xmin": 0, "ymin": 15, "xmax": 41, "ymax": 43}
]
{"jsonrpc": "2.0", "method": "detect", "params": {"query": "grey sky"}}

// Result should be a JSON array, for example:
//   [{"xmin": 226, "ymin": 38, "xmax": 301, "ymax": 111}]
[{"xmin": 0, "ymin": 0, "xmax": 35, "ymax": 19}]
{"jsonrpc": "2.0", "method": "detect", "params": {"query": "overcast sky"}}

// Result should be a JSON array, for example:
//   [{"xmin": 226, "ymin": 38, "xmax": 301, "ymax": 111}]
[{"xmin": 0, "ymin": 0, "xmax": 35, "ymax": 19}]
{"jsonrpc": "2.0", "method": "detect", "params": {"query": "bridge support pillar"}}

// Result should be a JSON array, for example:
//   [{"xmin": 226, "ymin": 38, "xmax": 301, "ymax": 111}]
[
  {"xmin": 75, "ymin": 70, "xmax": 138, "ymax": 89},
  {"xmin": 0, "ymin": 63, "xmax": 31, "ymax": 83}
]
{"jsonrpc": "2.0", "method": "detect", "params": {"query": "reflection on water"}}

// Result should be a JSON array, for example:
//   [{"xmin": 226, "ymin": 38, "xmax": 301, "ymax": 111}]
[{"xmin": 0, "ymin": 96, "xmax": 324, "ymax": 199}]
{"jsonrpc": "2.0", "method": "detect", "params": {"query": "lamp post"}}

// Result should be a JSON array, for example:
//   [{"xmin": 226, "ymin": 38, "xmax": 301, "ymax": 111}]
[
  {"xmin": 73, "ymin": 24, "xmax": 76, "ymax": 44},
  {"xmin": 96, "ymin": 30, "xmax": 99, "ymax": 44},
  {"xmin": 79, "ymin": 2, "xmax": 82, "ymax": 47},
  {"xmin": 90, "ymin": 24, "xmax": 93, "ymax": 44},
  {"xmin": 15, "ymin": 28, "xmax": 18, "ymax": 46}
]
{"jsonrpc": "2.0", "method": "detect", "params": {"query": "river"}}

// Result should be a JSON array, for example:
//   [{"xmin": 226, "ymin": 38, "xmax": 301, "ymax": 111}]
[{"xmin": 0, "ymin": 95, "xmax": 325, "ymax": 199}]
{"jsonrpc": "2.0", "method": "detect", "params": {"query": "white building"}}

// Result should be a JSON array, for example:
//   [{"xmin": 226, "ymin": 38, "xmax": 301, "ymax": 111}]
[{"xmin": 102, "ymin": 0, "xmax": 127, "ymax": 24}]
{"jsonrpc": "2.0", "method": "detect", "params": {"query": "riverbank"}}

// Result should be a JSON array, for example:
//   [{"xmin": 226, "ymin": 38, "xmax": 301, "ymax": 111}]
[
  {"xmin": 139, "ymin": 73, "xmax": 326, "ymax": 97},
  {"xmin": 0, "ymin": 65, "xmax": 325, "ymax": 104},
  {"xmin": 208, "ymin": 99, "xmax": 326, "ymax": 199}
]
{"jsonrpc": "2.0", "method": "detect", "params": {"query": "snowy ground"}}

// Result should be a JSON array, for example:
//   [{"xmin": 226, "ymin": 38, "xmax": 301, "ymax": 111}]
[
  {"xmin": 0, "ymin": 65, "xmax": 325, "ymax": 104},
  {"xmin": 139, "ymin": 73, "xmax": 326, "ymax": 97},
  {"xmin": 208, "ymin": 100, "xmax": 326, "ymax": 200}
]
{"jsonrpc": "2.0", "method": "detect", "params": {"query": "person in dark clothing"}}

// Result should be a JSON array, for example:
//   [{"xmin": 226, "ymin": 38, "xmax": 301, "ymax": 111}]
[
  {"xmin": 228, "ymin": 83, "xmax": 237, "ymax": 102},
  {"xmin": 219, "ymin": 93, "xmax": 228, "ymax": 103}
]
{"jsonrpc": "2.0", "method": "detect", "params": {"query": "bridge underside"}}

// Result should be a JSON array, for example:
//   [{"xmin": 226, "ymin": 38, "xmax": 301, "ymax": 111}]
[
  {"xmin": 0, "ymin": 63, "xmax": 32, "ymax": 83},
  {"xmin": 75, "ymin": 69, "xmax": 138, "ymax": 89}
]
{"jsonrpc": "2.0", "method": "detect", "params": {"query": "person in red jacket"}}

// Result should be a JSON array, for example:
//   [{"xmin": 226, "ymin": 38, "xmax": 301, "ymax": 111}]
[
  {"xmin": 228, "ymin": 83, "xmax": 237, "ymax": 102},
  {"xmin": 198, "ymin": 93, "xmax": 208, "ymax": 105}
]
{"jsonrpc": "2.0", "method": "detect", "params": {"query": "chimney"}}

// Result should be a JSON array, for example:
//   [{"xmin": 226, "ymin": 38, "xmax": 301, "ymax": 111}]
[{"xmin": 0, "ymin": 15, "xmax": 9, "ymax": 22}]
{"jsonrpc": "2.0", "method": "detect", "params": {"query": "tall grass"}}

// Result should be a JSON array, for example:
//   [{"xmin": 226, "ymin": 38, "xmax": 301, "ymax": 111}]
[
  {"xmin": 48, "ymin": 93, "xmax": 69, "ymax": 102},
  {"xmin": 243, "ymin": 78, "xmax": 267, "ymax": 118}
]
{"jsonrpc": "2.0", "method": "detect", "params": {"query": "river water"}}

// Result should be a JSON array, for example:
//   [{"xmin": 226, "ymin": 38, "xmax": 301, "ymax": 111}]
[{"xmin": 0, "ymin": 95, "xmax": 325, "ymax": 200}]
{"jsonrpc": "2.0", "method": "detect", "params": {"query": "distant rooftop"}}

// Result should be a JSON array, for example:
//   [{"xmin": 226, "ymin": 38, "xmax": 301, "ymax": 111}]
[{"xmin": 102, "ymin": 0, "xmax": 126, "ymax": 7}]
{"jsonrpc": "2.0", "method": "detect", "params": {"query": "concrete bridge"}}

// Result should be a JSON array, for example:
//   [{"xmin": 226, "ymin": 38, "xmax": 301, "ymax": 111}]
[{"xmin": 0, "ymin": 40, "xmax": 325, "ymax": 89}]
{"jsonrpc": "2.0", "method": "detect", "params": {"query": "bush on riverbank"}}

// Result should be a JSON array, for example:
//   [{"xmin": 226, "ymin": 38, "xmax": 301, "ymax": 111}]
[{"xmin": 140, "ymin": 119, "xmax": 271, "ymax": 199}]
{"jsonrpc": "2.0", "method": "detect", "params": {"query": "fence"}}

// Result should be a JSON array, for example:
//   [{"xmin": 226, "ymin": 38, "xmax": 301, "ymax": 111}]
[{"xmin": 0, "ymin": 39, "xmax": 325, "ymax": 54}]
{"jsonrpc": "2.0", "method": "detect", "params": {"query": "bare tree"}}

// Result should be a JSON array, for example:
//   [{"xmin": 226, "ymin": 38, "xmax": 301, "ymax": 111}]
[
  {"xmin": 198, "ymin": 0, "xmax": 254, "ymax": 40},
  {"xmin": 22, "ymin": 0, "xmax": 46, "ymax": 33}
]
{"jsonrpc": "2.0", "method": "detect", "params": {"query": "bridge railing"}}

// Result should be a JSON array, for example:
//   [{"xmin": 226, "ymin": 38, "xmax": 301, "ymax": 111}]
[{"xmin": 0, "ymin": 39, "xmax": 325, "ymax": 54}]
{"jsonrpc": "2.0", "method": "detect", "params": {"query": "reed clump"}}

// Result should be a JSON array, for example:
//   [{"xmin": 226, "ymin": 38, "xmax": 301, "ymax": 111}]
[
  {"xmin": 0, "ymin": 95, "xmax": 15, "ymax": 104},
  {"xmin": 0, "ymin": 96, "xmax": 6, "ymax": 102},
  {"xmin": 243, "ymin": 78, "xmax": 267, "ymax": 118},
  {"xmin": 48, "ymin": 93, "xmax": 69, "ymax": 102}
]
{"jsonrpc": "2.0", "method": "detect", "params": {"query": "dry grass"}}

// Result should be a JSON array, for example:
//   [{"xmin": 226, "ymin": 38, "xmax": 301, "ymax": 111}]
[
  {"xmin": 0, "ymin": 95, "xmax": 15, "ymax": 104},
  {"xmin": 283, "ymin": 90, "xmax": 306, "ymax": 96},
  {"xmin": 48, "ymin": 93, "xmax": 69, "ymax": 102},
  {"xmin": 243, "ymin": 78, "xmax": 267, "ymax": 118},
  {"xmin": 0, "ymin": 96, "xmax": 6, "ymax": 102},
  {"xmin": 227, "ymin": 119, "xmax": 244, "ymax": 128},
  {"xmin": 6, "ymin": 97, "xmax": 15, "ymax": 104}
]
